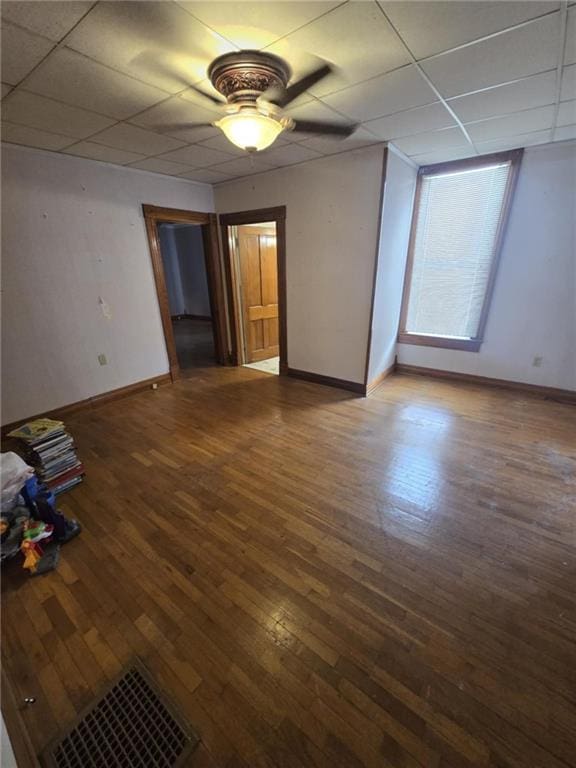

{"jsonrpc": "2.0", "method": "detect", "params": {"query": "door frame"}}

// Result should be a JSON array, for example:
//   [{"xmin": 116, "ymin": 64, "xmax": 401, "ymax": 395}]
[
  {"xmin": 142, "ymin": 204, "xmax": 228, "ymax": 380},
  {"xmin": 219, "ymin": 206, "xmax": 287, "ymax": 374}
]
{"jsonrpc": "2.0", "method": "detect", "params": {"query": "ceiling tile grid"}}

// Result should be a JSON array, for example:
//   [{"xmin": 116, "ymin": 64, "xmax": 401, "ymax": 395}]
[{"xmin": 1, "ymin": 0, "xmax": 574, "ymax": 183}]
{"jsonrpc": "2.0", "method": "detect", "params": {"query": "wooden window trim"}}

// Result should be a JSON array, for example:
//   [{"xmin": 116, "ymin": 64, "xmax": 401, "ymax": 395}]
[{"xmin": 398, "ymin": 149, "xmax": 523, "ymax": 352}]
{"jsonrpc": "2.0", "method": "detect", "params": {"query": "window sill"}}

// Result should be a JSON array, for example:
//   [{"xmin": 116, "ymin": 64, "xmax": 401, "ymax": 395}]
[{"xmin": 398, "ymin": 334, "xmax": 482, "ymax": 352}]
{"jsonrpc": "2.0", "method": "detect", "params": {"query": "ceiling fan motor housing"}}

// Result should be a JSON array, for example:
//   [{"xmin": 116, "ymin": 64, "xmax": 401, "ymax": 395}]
[{"xmin": 208, "ymin": 51, "xmax": 292, "ymax": 104}]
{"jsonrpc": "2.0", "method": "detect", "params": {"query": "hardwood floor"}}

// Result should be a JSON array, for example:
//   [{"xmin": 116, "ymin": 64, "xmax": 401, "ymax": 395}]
[
  {"xmin": 173, "ymin": 317, "xmax": 216, "ymax": 369},
  {"xmin": 2, "ymin": 367, "xmax": 575, "ymax": 768}
]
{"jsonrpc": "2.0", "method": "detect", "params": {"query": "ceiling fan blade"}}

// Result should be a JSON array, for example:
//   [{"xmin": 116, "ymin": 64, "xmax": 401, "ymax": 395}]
[
  {"xmin": 188, "ymin": 84, "xmax": 226, "ymax": 106},
  {"xmin": 268, "ymin": 64, "xmax": 333, "ymax": 107},
  {"xmin": 291, "ymin": 119, "xmax": 357, "ymax": 137}
]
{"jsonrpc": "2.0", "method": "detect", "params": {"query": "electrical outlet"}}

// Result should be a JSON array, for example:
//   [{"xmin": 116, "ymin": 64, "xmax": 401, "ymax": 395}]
[
  {"xmin": 532, "ymin": 356, "xmax": 543, "ymax": 368},
  {"xmin": 98, "ymin": 354, "xmax": 107, "ymax": 366},
  {"xmin": 151, "ymin": 383, "xmax": 158, "ymax": 390}
]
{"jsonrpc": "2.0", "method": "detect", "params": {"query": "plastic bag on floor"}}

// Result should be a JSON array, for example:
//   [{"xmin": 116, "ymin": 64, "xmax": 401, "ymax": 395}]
[{"xmin": 1, "ymin": 452, "xmax": 34, "ymax": 512}]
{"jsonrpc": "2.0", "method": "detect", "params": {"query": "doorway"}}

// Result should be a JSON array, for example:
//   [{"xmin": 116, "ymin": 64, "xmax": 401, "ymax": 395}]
[
  {"xmin": 220, "ymin": 207, "xmax": 287, "ymax": 375},
  {"xmin": 143, "ymin": 205, "xmax": 227, "ymax": 381},
  {"xmin": 157, "ymin": 223, "xmax": 215, "ymax": 370},
  {"xmin": 235, "ymin": 223, "xmax": 279, "ymax": 374}
]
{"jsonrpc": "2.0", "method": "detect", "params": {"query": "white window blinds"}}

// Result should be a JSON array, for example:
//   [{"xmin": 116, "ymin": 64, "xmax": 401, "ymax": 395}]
[{"xmin": 405, "ymin": 161, "xmax": 512, "ymax": 340}]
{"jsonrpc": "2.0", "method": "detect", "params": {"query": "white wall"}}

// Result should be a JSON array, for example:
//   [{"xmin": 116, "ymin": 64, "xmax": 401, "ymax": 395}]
[
  {"xmin": 367, "ymin": 147, "xmax": 417, "ymax": 383},
  {"xmin": 397, "ymin": 141, "xmax": 576, "ymax": 391},
  {"xmin": 1, "ymin": 144, "xmax": 214, "ymax": 424},
  {"xmin": 215, "ymin": 146, "xmax": 386, "ymax": 383}
]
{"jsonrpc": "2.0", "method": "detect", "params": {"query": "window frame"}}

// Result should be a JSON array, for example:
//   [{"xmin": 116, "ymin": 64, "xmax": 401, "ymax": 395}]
[{"xmin": 398, "ymin": 149, "xmax": 523, "ymax": 352}]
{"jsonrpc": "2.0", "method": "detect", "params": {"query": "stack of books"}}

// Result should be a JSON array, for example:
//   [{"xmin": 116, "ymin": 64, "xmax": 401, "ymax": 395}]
[{"xmin": 8, "ymin": 418, "xmax": 84, "ymax": 495}]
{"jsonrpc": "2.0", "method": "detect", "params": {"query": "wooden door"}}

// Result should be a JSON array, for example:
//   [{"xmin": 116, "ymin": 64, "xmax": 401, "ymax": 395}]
[{"xmin": 238, "ymin": 225, "xmax": 279, "ymax": 363}]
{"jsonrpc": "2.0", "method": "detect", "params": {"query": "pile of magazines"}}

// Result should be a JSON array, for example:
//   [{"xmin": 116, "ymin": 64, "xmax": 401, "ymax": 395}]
[{"xmin": 8, "ymin": 418, "xmax": 84, "ymax": 495}]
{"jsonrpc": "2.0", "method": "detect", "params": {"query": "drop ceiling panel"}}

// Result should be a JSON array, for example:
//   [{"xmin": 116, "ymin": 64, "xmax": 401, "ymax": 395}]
[
  {"xmin": 89, "ymin": 122, "xmax": 187, "ymax": 155},
  {"xmin": 421, "ymin": 13, "xmax": 561, "ymax": 97},
  {"xmin": 321, "ymin": 65, "xmax": 437, "ymax": 122},
  {"xmin": 410, "ymin": 145, "xmax": 476, "ymax": 165},
  {"xmin": 177, "ymin": 1, "xmax": 341, "ymax": 49},
  {"xmin": 65, "ymin": 1, "xmax": 235, "ymax": 94},
  {"xmin": 448, "ymin": 71, "xmax": 557, "ymax": 123},
  {"xmin": 465, "ymin": 105, "xmax": 555, "ymax": 142},
  {"xmin": 557, "ymin": 100, "xmax": 576, "ymax": 127},
  {"xmin": 257, "ymin": 143, "xmax": 322, "ymax": 167},
  {"xmin": 0, "ymin": 1, "xmax": 572, "ymax": 177},
  {"xmin": 157, "ymin": 144, "xmax": 234, "ymax": 167},
  {"xmin": 475, "ymin": 129, "xmax": 551, "ymax": 153},
  {"xmin": 128, "ymin": 157, "xmax": 196, "ymax": 176},
  {"xmin": 365, "ymin": 102, "xmax": 456, "ymax": 140},
  {"xmin": 393, "ymin": 126, "xmax": 470, "ymax": 156},
  {"xmin": 63, "ymin": 141, "xmax": 147, "ymax": 164},
  {"xmin": 266, "ymin": 2, "xmax": 412, "ymax": 97},
  {"xmin": 208, "ymin": 156, "xmax": 275, "ymax": 178},
  {"xmin": 22, "ymin": 48, "xmax": 168, "ymax": 119},
  {"xmin": 297, "ymin": 128, "xmax": 381, "ymax": 156},
  {"xmin": 2, "ymin": 91, "xmax": 116, "ymax": 139},
  {"xmin": 380, "ymin": 1, "xmax": 559, "ymax": 60},
  {"xmin": 178, "ymin": 168, "xmax": 235, "ymax": 183},
  {"xmin": 1, "ymin": 1, "xmax": 94, "ymax": 42},
  {"xmin": 561, "ymin": 64, "xmax": 576, "ymax": 101},
  {"xmin": 129, "ymin": 94, "xmax": 219, "ymax": 141},
  {"xmin": 554, "ymin": 124, "xmax": 576, "ymax": 140},
  {"xmin": 1, "ymin": 23, "xmax": 55, "ymax": 85},
  {"xmin": 565, "ymin": 6, "xmax": 576, "ymax": 64},
  {"xmin": 2, "ymin": 121, "xmax": 73, "ymax": 150}
]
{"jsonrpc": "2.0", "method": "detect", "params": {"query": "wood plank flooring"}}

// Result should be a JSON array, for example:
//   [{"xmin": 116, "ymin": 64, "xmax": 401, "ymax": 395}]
[{"xmin": 2, "ymin": 367, "xmax": 576, "ymax": 768}]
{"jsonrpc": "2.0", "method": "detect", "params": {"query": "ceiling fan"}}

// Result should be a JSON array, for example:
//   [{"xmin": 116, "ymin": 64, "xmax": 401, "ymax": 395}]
[{"xmin": 166, "ymin": 51, "xmax": 357, "ymax": 152}]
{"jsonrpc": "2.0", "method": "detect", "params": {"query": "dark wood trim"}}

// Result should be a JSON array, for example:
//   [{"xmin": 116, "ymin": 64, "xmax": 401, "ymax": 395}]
[
  {"xmin": 277, "ymin": 216, "xmax": 288, "ymax": 375},
  {"xmin": 366, "ymin": 360, "xmax": 396, "ymax": 395},
  {"xmin": 417, "ymin": 150, "xmax": 523, "ymax": 176},
  {"xmin": 1, "ymin": 374, "xmax": 171, "ymax": 435},
  {"xmin": 171, "ymin": 314, "xmax": 212, "ymax": 321},
  {"xmin": 364, "ymin": 147, "xmax": 389, "ymax": 387},
  {"xmin": 221, "ymin": 224, "xmax": 244, "ymax": 366},
  {"xmin": 287, "ymin": 367, "xmax": 365, "ymax": 395},
  {"xmin": 219, "ymin": 206, "xmax": 287, "ymax": 226},
  {"xmin": 396, "ymin": 364, "xmax": 576, "ymax": 404},
  {"xmin": 1, "ymin": 667, "xmax": 41, "ymax": 768},
  {"xmin": 203, "ymin": 213, "xmax": 229, "ymax": 366},
  {"xmin": 219, "ymin": 206, "xmax": 288, "ymax": 373},
  {"xmin": 398, "ymin": 334, "xmax": 481, "ymax": 352},
  {"xmin": 142, "ymin": 205, "xmax": 227, "ymax": 378},
  {"xmin": 141, "ymin": 204, "xmax": 209, "ymax": 225},
  {"xmin": 398, "ymin": 149, "xmax": 523, "ymax": 352}
]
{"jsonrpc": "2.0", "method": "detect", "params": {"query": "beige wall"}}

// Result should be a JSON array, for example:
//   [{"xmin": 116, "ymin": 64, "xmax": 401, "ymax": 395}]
[
  {"xmin": 215, "ymin": 146, "xmax": 386, "ymax": 383},
  {"xmin": 397, "ymin": 141, "xmax": 576, "ymax": 390},
  {"xmin": 367, "ymin": 147, "xmax": 417, "ymax": 383},
  {"xmin": 1, "ymin": 144, "xmax": 214, "ymax": 424}
]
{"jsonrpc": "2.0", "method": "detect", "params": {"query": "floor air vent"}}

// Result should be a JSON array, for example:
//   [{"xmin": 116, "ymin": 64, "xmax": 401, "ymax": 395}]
[{"xmin": 42, "ymin": 663, "xmax": 199, "ymax": 768}]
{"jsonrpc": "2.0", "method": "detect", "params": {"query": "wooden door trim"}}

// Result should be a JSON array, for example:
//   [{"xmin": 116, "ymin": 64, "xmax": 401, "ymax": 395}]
[
  {"xmin": 219, "ymin": 206, "xmax": 287, "ymax": 374},
  {"xmin": 142, "ymin": 204, "xmax": 227, "ymax": 380}
]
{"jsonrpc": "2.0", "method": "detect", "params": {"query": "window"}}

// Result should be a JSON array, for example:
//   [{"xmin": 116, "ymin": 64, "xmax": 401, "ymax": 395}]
[{"xmin": 399, "ymin": 150, "xmax": 522, "ymax": 352}]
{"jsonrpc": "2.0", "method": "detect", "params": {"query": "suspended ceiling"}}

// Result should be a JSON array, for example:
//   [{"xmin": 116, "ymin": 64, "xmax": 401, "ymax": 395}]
[{"xmin": 1, "ymin": 0, "xmax": 575, "ymax": 184}]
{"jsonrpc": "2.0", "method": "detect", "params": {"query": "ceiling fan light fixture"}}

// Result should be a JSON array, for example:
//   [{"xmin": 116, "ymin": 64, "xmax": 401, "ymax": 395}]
[{"xmin": 215, "ymin": 110, "xmax": 287, "ymax": 152}]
